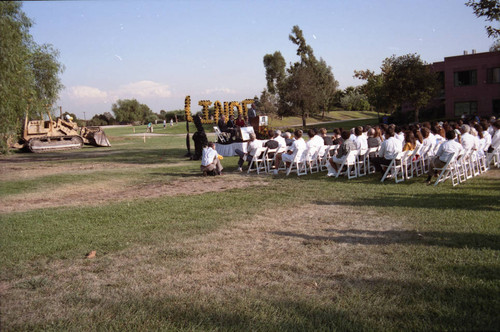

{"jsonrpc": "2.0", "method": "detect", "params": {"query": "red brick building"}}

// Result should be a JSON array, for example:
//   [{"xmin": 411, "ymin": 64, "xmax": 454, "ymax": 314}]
[{"xmin": 432, "ymin": 50, "xmax": 500, "ymax": 118}]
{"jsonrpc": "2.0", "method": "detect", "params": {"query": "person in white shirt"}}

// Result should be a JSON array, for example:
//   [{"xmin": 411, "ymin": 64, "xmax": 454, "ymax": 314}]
[
  {"xmin": 395, "ymin": 126, "xmax": 405, "ymax": 142},
  {"xmin": 353, "ymin": 126, "xmax": 368, "ymax": 150},
  {"xmin": 421, "ymin": 127, "xmax": 435, "ymax": 157},
  {"xmin": 235, "ymin": 133, "xmax": 262, "ymax": 172},
  {"xmin": 200, "ymin": 142, "xmax": 223, "ymax": 176},
  {"xmin": 426, "ymin": 130, "xmax": 464, "ymax": 183},
  {"xmin": 489, "ymin": 120, "xmax": 500, "ymax": 151},
  {"xmin": 460, "ymin": 124, "xmax": 477, "ymax": 151},
  {"xmin": 306, "ymin": 128, "xmax": 324, "ymax": 159},
  {"xmin": 274, "ymin": 129, "xmax": 306, "ymax": 174},
  {"xmin": 370, "ymin": 127, "xmax": 403, "ymax": 174},
  {"xmin": 481, "ymin": 123, "xmax": 492, "ymax": 152},
  {"xmin": 273, "ymin": 130, "xmax": 287, "ymax": 150}
]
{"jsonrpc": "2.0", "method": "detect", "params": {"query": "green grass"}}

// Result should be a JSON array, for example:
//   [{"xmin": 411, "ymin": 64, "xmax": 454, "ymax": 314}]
[
  {"xmin": 0, "ymin": 121, "xmax": 499, "ymax": 331},
  {"xmin": 268, "ymin": 110, "xmax": 384, "ymax": 128}
]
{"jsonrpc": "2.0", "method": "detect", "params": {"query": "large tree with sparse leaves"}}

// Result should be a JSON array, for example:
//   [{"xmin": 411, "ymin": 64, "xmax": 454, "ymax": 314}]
[
  {"xmin": 0, "ymin": 1, "xmax": 64, "ymax": 153},
  {"xmin": 263, "ymin": 25, "xmax": 338, "ymax": 128}
]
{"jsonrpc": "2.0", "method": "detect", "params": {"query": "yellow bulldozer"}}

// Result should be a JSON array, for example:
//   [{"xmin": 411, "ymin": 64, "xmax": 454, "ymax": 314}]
[{"xmin": 16, "ymin": 109, "xmax": 111, "ymax": 153}]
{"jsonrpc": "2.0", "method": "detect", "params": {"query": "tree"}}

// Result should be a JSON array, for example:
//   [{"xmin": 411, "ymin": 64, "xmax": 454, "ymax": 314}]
[
  {"xmin": 112, "ymin": 99, "xmax": 155, "ymax": 124},
  {"xmin": 490, "ymin": 38, "xmax": 500, "ymax": 51},
  {"xmin": 340, "ymin": 90, "xmax": 370, "ymax": 111},
  {"xmin": 0, "ymin": 2, "xmax": 64, "ymax": 153},
  {"xmin": 383, "ymin": 54, "xmax": 439, "ymax": 123},
  {"xmin": 258, "ymin": 89, "xmax": 279, "ymax": 117},
  {"xmin": 263, "ymin": 51, "xmax": 286, "ymax": 94},
  {"xmin": 355, "ymin": 54, "xmax": 439, "ymax": 123},
  {"xmin": 263, "ymin": 25, "xmax": 338, "ymax": 128},
  {"xmin": 466, "ymin": 0, "xmax": 500, "ymax": 38}
]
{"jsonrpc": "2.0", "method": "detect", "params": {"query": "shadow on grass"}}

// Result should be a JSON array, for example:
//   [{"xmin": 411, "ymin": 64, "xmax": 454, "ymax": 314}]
[
  {"xmin": 27, "ymin": 280, "xmax": 499, "ymax": 331},
  {"xmin": 271, "ymin": 228, "xmax": 500, "ymax": 250},
  {"xmin": 0, "ymin": 148, "xmax": 191, "ymax": 165},
  {"xmin": 313, "ymin": 188, "xmax": 500, "ymax": 211}
]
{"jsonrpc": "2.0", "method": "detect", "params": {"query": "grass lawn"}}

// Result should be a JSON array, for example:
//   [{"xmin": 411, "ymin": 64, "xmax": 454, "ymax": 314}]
[{"xmin": 0, "ymin": 124, "xmax": 499, "ymax": 331}]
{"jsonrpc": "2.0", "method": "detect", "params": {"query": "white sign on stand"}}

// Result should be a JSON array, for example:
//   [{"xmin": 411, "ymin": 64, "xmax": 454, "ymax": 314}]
[
  {"xmin": 259, "ymin": 116, "xmax": 268, "ymax": 126},
  {"xmin": 240, "ymin": 126, "xmax": 255, "ymax": 141}
]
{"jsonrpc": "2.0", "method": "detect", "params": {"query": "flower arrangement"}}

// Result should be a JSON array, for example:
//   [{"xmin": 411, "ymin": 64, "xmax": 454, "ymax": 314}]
[
  {"xmin": 184, "ymin": 96, "xmax": 193, "ymax": 122},
  {"xmin": 241, "ymin": 99, "xmax": 254, "ymax": 118},
  {"xmin": 198, "ymin": 100, "xmax": 212, "ymax": 124},
  {"xmin": 185, "ymin": 96, "xmax": 254, "ymax": 124},
  {"xmin": 213, "ymin": 100, "xmax": 222, "ymax": 123},
  {"xmin": 228, "ymin": 101, "xmax": 242, "ymax": 118}
]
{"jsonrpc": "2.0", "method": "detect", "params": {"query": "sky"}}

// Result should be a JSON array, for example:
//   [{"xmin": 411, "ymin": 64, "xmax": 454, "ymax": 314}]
[{"xmin": 22, "ymin": 0, "xmax": 495, "ymax": 120}]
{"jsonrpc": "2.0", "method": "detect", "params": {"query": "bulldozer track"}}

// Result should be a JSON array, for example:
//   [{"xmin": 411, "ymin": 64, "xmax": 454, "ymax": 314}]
[{"xmin": 28, "ymin": 136, "xmax": 84, "ymax": 153}]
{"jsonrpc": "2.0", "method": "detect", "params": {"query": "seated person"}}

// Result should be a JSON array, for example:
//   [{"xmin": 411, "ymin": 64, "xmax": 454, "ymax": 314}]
[
  {"xmin": 283, "ymin": 131, "xmax": 294, "ymax": 146},
  {"xmin": 217, "ymin": 114, "xmax": 229, "ymax": 133},
  {"xmin": 226, "ymin": 114, "xmax": 239, "ymax": 141},
  {"xmin": 200, "ymin": 142, "xmax": 223, "ymax": 176},
  {"xmin": 306, "ymin": 128, "xmax": 325, "ymax": 159},
  {"xmin": 425, "ymin": 130, "xmax": 463, "ymax": 184},
  {"xmin": 273, "ymin": 130, "xmax": 287, "ymax": 150},
  {"xmin": 235, "ymin": 133, "xmax": 262, "ymax": 172},
  {"xmin": 331, "ymin": 128, "xmax": 343, "ymax": 145},
  {"xmin": 319, "ymin": 128, "xmax": 333, "ymax": 145},
  {"xmin": 326, "ymin": 130, "xmax": 356, "ymax": 176},
  {"xmin": 370, "ymin": 127, "xmax": 403, "ymax": 175},
  {"xmin": 235, "ymin": 114, "xmax": 246, "ymax": 127},
  {"xmin": 274, "ymin": 129, "xmax": 306, "ymax": 174}
]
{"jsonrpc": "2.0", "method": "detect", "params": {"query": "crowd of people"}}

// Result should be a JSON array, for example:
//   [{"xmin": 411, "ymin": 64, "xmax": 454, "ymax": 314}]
[
  {"xmin": 217, "ymin": 104, "xmax": 258, "ymax": 143},
  {"xmin": 201, "ymin": 115, "xmax": 500, "ymax": 181}
]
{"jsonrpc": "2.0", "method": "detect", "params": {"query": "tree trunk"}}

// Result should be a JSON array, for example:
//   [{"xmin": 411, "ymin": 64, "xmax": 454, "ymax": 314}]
[
  {"xmin": 302, "ymin": 114, "xmax": 307, "ymax": 129},
  {"xmin": 414, "ymin": 107, "xmax": 419, "ymax": 124}
]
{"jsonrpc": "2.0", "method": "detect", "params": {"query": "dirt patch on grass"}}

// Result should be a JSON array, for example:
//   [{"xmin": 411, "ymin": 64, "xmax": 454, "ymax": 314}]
[
  {"xmin": 0, "ymin": 175, "xmax": 269, "ymax": 213},
  {"xmin": 0, "ymin": 161, "xmax": 190, "ymax": 182},
  {"xmin": 0, "ymin": 203, "xmax": 410, "ymax": 328}
]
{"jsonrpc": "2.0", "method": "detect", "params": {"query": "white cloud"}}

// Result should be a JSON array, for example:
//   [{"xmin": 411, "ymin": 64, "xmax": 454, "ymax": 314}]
[
  {"xmin": 115, "ymin": 80, "xmax": 172, "ymax": 98},
  {"xmin": 202, "ymin": 87, "xmax": 237, "ymax": 95},
  {"xmin": 67, "ymin": 86, "xmax": 108, "ymax": 100}
]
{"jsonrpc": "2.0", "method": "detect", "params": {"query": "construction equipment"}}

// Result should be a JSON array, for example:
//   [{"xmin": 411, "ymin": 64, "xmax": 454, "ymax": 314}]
[{"xmin": 18, "ymin": 109, "xmax": 111, "ymax": 153}]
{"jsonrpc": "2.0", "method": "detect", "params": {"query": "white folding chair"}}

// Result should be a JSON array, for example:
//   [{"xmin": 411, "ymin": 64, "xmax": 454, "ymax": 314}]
[
  {"xmin": 381, "ymin": 151, "xmax": 408, "ymax": 183},
  {"xmin": 307, "ymin": 145, "xmax": 322, "ymax": 174},
  {"xmin": 317, "ymin": 145, "xmax": 329, "ymax": 172},
  {"xmin": 366, "ymin": 147, "xmax": 379, "ymax": 174},
  {"xmin": 286, "ymin": 149, "xmax": 308, "ymax": 176},
  {"xmin": 409, "ymin": 144, "xmax": 424, "ymax": 177},
  {"xmin": 335, "ymin": 150, "xmax": 358, "ymax": 179},
  {"xmin": 247, "ymin": 147, "xmax": 267, "ymax": 174},
  {"xmin": 356, "ymin": 148, "xmax": 369, "ymax": 177},
  {"xmin": 433, "ymin": 152, "xmax": 457, "ymax": 186},
  {"xmin": 213, "ymin": 126, "xmax": 229, "ymax": 144}
]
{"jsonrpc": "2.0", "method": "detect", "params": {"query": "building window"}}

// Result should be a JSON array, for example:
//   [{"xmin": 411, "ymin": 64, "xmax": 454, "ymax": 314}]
[
  {"xmin": 454, "ymin": 70, "xmax": 477, "ymax": 86},
  {"xmin": 487, "ymin": 68, "xmax": 500, "ymax": 83},
  {"xmin": 454, "ymin": 101, "xmax": 477, "ymax": 116},
  {"xmin": 493, "ymin": 99, "xmax": 500, "ymax": 115}
]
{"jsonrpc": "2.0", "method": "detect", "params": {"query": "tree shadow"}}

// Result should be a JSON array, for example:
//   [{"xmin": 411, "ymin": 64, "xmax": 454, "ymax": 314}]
[
  {"xmin": 313, "ymin": 188, "xmax": 500, "ymax": 211},
  {"xmin": 271, "ymin": 228, "xmax": 500, "ymax": 250}
]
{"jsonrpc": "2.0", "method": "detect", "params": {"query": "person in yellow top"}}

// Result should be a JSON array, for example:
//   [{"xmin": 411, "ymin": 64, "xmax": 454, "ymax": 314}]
[{"xmin": 403, "ymin": 131, "xmax": 417, "ymax": 151}]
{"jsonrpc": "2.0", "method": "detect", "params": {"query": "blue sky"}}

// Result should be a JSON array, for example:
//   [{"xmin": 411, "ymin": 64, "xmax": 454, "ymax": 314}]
[{"xmin": 22, "ymin": 0, "xmax": 494, "ymax": 119}]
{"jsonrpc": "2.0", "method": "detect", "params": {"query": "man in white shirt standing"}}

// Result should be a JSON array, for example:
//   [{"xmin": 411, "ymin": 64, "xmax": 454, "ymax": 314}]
[
  {"xmin": 370, "ymin": 127, "xmax": 402, "ymax": 175},
  {"xmin": 426, "ymin": 130, "xmax": 463, "ymax": 184},
  {"xmin": 200, "ymin": 142, "xmax": 223, "ymax": 176}
]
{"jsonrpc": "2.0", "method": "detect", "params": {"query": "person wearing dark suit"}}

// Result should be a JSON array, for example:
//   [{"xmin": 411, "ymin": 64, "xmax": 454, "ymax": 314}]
[{"xmin": 319, "ymin": 128, "xmax": 333, "ymax": 145}]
